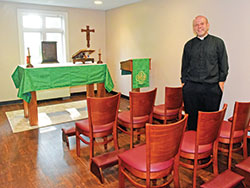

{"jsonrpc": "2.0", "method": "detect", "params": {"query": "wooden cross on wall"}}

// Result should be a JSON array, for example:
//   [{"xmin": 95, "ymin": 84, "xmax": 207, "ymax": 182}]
[{"xmin": 81, "ymin": 25, "xmax": 95, "ymax": 48}]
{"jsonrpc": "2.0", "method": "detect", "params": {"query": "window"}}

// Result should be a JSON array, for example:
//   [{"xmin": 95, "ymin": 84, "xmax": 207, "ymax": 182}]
[{"xmin": 17, "ymin": 9, "xmax": 68, "ymax": 64}]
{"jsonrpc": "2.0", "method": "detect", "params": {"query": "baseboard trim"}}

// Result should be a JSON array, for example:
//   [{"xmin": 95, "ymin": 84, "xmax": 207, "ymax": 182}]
[
  {"xmin": 0, "ymin": 99, "xmax": 23, "ymax": 106},
  {"xmin": 110, "ymin": 91, "xmax": 129, "ymax": 100}
]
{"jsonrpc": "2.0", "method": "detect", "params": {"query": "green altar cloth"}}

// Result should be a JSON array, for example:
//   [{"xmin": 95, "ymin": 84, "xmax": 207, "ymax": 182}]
[{"xmin": 12, "ymin": 64, "xmax": 114, "ymax": 103}]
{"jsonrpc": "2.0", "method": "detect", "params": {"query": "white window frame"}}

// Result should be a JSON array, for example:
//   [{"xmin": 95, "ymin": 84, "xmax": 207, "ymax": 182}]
[{"xmin": 17, "ymin": 9, "xmax": 69, "ymax": 65}]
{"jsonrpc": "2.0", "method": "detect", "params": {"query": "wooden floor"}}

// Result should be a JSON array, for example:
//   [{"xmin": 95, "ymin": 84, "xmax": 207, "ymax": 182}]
[{"xmin": 0, "ymin": 93, "xmax": 248, "ymax": 188}]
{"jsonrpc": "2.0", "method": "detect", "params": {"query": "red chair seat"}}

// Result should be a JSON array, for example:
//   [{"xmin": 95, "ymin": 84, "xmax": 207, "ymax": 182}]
[
  {"xmin": 153, "ymin": 104, "xmax": 179, "ymax": 117},
  {"xmin": 219, "ymin": 121, "xmax": 244, "ymax": 139},
  {"xmin": 181, "ymin": 131, "xmax": 213, "ymax": 154},
  {"xmin": 235, "ymin": 157, "xmax": 250, "ymax": 173},
  {"xmin": 118, "ymin": 111, "xmax": 149, "ymax": 125},
  {"xmin": 118, "ymin": 145, "xmax": 174, "ymax": 172},
  {"xmin": 75, "ymin": 119, "xmax": 114, "ymax": 133},
  {"xmin": 200, "ymin": 169, "xmax": 244, "ymax": 188}
]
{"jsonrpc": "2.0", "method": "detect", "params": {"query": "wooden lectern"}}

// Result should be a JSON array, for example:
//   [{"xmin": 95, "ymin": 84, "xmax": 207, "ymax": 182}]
[{"xmin": 120, "ymin": 59, "xmax": 151, "ymax": 92}]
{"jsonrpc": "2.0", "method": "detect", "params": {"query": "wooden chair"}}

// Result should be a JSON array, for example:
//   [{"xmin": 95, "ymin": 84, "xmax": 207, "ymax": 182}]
[
  {"xmin": 117, "ymin": 88, "xmax": 157, "ymax": 149},
  {"xmin": 218, "ymin": 102, "xmax": 250, "ymax": 169},
  {"xmin": 75, "ymin": 93, "xmax": 122, "ymax": 183},
  {"xmin": 153, "ymin": 86, "xmax": 183, "ymax": 124},
  {"xmin": 118, "ymin": 114, "xmax": 188, "ymax": 188},
  {"xmin": 179, "ymin": 104, "xmax": 227, "ymax": 188}
]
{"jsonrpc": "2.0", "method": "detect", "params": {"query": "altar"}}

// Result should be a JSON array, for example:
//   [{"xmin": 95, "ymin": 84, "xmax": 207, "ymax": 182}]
[{"xmin": 12, "ymin": 63, "xmax": 114, "ymax": 126}]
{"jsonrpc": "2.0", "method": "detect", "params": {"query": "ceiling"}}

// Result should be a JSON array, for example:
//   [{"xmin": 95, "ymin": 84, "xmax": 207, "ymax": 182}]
[{"xmin": 0, "ymin": 0, "xmax": 142, "ymax": 10}]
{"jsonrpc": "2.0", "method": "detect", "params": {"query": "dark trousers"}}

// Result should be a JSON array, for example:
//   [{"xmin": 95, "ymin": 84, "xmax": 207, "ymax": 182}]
[{"xmin": 182, "ymin": 81, "xmax": 223, "ymax": 130}]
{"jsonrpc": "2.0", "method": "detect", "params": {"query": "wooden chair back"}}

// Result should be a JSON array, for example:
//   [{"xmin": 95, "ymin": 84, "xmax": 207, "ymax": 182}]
[
  {"xmin": 87, "ymin": 93, "xmax": 120, "ymax": 126},
  {"xmin": 147, "ymin": 114, "xmax": 188, "ymax": 164},
  {"xmin": 164, "ymin": 86, "xmax": 183, "ymax": 123},
  {"xmin": 130, "ymin": 88, "xmax": 157, "ymax": 121},
  {"xmin": 231, "ymin": 102, "xmax": 250, "ymax": 132},
  {"xmin": 164, "ymin": 86, "xmax": 183, "ymax": 110},
  {"xmin": 153, "ymin": 86, "xmax": 183, "ymax": 124},
  {"xmin": 197, "ymin": 104, "xmax": 228, "ymax": 146}
]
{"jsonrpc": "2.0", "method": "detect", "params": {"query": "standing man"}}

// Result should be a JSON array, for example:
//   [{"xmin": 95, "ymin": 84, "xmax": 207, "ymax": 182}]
[{"xmin": 181, "ymin": 15, "xmax": 229, "ymax": 130}]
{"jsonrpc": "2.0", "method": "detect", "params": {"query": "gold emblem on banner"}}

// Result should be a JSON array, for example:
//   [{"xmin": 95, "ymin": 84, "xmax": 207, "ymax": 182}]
[{"xmin": 136, "ymin": 71, "xmax": 146, "ymax": 84}]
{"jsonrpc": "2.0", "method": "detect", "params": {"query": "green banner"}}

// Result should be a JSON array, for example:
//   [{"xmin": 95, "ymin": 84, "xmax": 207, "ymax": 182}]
[{"xmin": 132, "ymin": 58, "xmax": 150, "ymax": 89}]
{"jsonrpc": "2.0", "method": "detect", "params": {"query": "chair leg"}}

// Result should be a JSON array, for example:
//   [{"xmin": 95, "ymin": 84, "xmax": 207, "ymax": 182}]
[
  {"xmin": 76, "ymin": 130, "xmax": 80, "ymax": 157},
  {"xmin": 228, "ymin": 141, "xmax": 233, "ymax": 170},
  {"xmin": 130, "ymin": 128, "xmax": 134, "ymax": 149},
  {"xmin": 136, "ymin": 129, "xmax": 141, "ymax": 143},
  {"xmin": 90, "ymin": 160, "xmax": 104, "ymax": 184},
  {"xmin": 104, "ymin": 136, "xmax": 108, "ymax": 150},
  {"xmin": 213, "ymin": 142, "xmax": 219, "ymax": 175},
  {"xmin": 174, "ymin": 158, "xmax": 180, "ymax": 188},
  {"xmin": 113, "ymin": 129, "xmax": 119, "ymax": 151},
  {"xmin": 119, "ymin": 160, "xmax": 125, "ymax": 188},
  {"xmin": 152, "ymin": 179, "xmax": 156, "ymax": 186},
  {"xmin": 193, "ymin": 158, "xmax": 198, "ymax": 188},
  {"xmin": 62, "ymin": 130, "xmax": 69, "ymax": 148},
  {"xmin": 163, "ymin": 118, "xmax": 167, "ymax": 124},
  {"xmin": 90, "ymin": 138, "xmax": 94, "ymax": 160},
  {"xmin": 243, "ymin": 136, "xmax": 248, "ymax": 159}
]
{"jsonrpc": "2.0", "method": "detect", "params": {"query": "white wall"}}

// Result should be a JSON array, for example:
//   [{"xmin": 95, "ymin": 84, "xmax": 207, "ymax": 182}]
[
  {"xmin": 0, "ymin": 1, "xmax": 106, "ymax": 102},
  {"xmin": 106, "ymin": 0, "xmax": 250, "ymax": 118}
]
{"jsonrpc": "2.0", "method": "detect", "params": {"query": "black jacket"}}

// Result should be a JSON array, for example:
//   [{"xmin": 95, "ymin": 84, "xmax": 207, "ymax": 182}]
[{"xmin": 181, "ymin": 34, "xmax": 229, "ymax": 84}]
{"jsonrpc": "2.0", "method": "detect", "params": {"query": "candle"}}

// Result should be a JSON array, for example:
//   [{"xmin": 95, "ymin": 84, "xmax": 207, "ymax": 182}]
[{"xmin": 27, "ymin": 47, "xmax": 30, "ymax": 56}]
